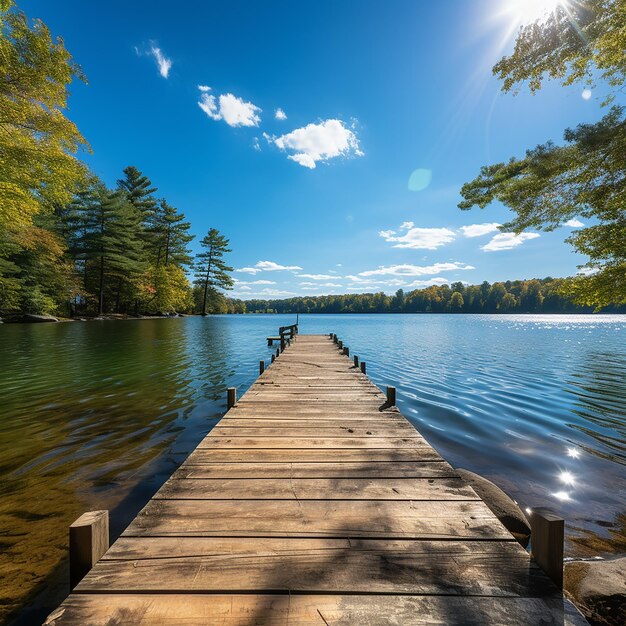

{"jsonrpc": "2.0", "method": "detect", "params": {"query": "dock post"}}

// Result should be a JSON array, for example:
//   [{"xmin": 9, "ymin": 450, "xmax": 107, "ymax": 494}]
[
  {"xmin": 343, "ymin": 346, "xmax": 349, "ymax": 357},
  {"xmin": 333, "ymin": 334, "xmax": 338, "ymax": 344},
  {"xmin": 271, "ymin": 354, "xmax": 275, "ymax": 363},
  {"xmin": 227, "ymin": 387, "xmax": 237, "ymax": 409},
  {"xmin": 338, "ymin": 340, "xmax": 343, "ymax": 350},
  {"xmin": 281, "ymin": 337, "xmax": 286, "ymax": 352},
  {"xmin": 259, "ymin": 360, "xmax": 265, "ymax": 375},
  {"xmin": 387, "ymin": 386, "xmax": 396, "ymax": 406},
  {"xmin": 329, "ymin": 332, "xmax": 333, "ymax": 339},
  {"xmin": 354, "ymin": 355, "xmax": 359, "ymax": 367},
  {"xmin": 529, "ymin": 508, "xmax": 564, "ymax": 589},
  {"xmin": 69, "ymin": 510, "xmax": 109, "ymax": 589},
  {"xmin": 267, "ymin": 338, "xmax": 272, "ymax": 347},
  {"xmin": 360, "ymin": 361, "xmax": 366, "ymax": 374},
  {"xmin": 276, "ymin": 348, "xmax": 280, "ymax": 358}
]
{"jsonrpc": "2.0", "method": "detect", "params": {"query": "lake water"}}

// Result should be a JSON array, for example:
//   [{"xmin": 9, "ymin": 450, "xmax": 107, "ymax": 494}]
[{"xmin": 1, "ymin": 314, "xmax": 625, "ymax": 624}]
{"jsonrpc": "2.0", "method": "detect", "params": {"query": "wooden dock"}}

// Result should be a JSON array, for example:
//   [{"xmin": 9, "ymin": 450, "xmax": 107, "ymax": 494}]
[{"xmin": 45, "ymin": 334, "xmax": 585, "ymax": 625}]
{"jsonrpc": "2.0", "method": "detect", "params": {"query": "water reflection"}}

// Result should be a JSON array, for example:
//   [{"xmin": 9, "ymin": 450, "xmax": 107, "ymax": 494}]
[{"xmin": 0, "ymin": 313, "xmax": 624, "ymax": 624}]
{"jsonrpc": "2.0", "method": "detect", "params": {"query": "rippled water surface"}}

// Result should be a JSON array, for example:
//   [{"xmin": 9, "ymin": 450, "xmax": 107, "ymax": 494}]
[{"xmin": 1, "ymin": 314, "xmax": 625, "ymax": 624}]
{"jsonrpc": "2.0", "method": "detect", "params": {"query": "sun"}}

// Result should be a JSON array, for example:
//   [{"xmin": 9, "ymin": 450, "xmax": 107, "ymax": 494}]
[{"xmin": 505, "ymin": 0, "xmax": 566, "ymax": 25}]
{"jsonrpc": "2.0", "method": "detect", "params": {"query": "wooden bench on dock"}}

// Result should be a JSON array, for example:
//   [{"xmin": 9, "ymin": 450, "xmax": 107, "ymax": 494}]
[
  {"xmin": 266, "ymin": 322, "xmax": 298, "ymax": 347},
  {"xmin": 45, "ymin": 334, "xmax": 586, "ymax": 625}
]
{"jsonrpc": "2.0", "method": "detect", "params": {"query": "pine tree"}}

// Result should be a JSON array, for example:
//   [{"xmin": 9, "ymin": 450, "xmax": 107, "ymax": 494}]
[
  {"xmin": 152, "ymin": 199, "xmax": 194, "ymax": 268},
  {"xmin": 194, "ymin": 228, "xmax": 234, "ymax": 316},
  {"xmin": 116, "ymin": 166, "xmax": 158, "ymax": 219},
  {"xmin": 72, "ymin": 185, "xmax": 145, "ymax": 314}
]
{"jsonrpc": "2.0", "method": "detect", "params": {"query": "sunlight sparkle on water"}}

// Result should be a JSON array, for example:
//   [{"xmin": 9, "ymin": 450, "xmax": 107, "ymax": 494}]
[
  {"xmin": 566, "ymin": 447, "xmax": 580, "ymax": 459},
  {"xmin": 553, "ymin": 491, "xmax": 572, "ymax": 501},
  {"xmin": 559, "ymin": 470, "xmax": 576, "ymax": 486}
]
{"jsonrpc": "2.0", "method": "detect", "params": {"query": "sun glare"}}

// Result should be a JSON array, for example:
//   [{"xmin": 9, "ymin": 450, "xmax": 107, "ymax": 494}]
[{"xmin": 506, "ymin": 0, "xmax": 565, "ymax": 25}]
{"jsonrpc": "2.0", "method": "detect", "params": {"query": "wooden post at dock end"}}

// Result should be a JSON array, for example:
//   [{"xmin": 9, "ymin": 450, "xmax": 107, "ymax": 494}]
[
  {"xmin": 280, "ymin": 337, "xmax": 286, "ymax": 352},
  {"xmin": 227, "ymin": 387, "xmax": 237, "ymax": 409},
  {"xmin": 386, "ymin": 386, "xmax": 396, "ymax": 406},
  {"xmin": 69, "ymin": 510, "xmax": 109, "ymax": 590},
  {"xmin": 337, "ymin": 340, "xmax": 343, "ymax": 350},
  {"xmin": 529, "ymin": 508, "xmax": 564, "ymax": 589},
  {"xmin": 333, "ymin": 334, "xmax": 338, "ymax": 344},
  {"xmin": 271, "ymin": 354, "xmax": 275, "ymax": 363},
  {"xmin": 360, "ymin": 361, "xmax": 366, "ymax": 374},
  {"xmin": 354, "ymin": 355, "xmax": 359, "ymax": 367},
  {"xmin": 343, "ymin": 346, "xmax": 349, "ymax": 357},
  {"xmin": 329, "ymin": 332, "xmax": 333, "ymax": 339},
  {"xmin": 259, "ymin": 360, "xmax": 265, "ymax": 375}
]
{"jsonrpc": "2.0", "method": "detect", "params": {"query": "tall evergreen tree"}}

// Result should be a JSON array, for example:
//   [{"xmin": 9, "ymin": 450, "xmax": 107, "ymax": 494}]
[
  {"xmin": 72, "ymin": 185, "xmax": 145, "ymax": 314},
  {"xmin": 152, "ymin": 199, "xmax": 194, "ymax": 267},
  {"xmin": 116, "ymin": 166, "xmax": 158, "ymax": 219},
  {"xmin": 194, "ymin": 228, "xmax": 234, "ymax": 316}
]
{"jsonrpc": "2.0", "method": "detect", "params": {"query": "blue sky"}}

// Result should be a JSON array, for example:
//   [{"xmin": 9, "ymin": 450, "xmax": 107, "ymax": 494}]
[{"xmin": 29, "ymin": 0, "xmax": 617, "ymax": 299}]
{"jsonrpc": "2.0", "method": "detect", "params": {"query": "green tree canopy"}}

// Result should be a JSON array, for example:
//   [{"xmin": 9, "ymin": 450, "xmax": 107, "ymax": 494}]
[
  {"xmin": 0, "ymin": 0, "xmax": 88, "ymax": 229},
  {"xmin": 460, "ymin": 0, "xmax": 626, "ymax": 309},
  {"xmin": 194, "ymin": 228, "xmax": 234, "ymax": 316}
]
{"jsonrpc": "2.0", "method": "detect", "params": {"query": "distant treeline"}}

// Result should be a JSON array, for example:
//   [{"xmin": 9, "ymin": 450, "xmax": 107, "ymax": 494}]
[{"xmin": 234, "ymin": 279, "xmax": 626, "ymax": 314}]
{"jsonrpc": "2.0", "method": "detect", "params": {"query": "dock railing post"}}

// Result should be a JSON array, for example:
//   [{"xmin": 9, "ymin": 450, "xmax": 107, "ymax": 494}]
[
  {"xmin": 259, "ymin": 360, "xmax": 265, "ymax": 375},
  {"xmin": 280, "ymin": 337, "xmax": 286, "ymax": 352},
  {"xmin": 386, "ymin": 386, "xmax": 396, "ymax": 406},
  {"xmin": 276, "ymin": 348, "xmax": 280, "ymax": 358},
  {"xmin": 227, "ymin": 387, "xmax": 237, "ymax": 409},
  {"xmin": 360, "ymin": 361, "xmax": 366, "ymax": 374},
  {"xmin": 333, "ymin": 334, "xmax": 338, "ymax": 344},
  {"xmin": 529, "ymin": 508, "xmax": 564, "ymax": 589},
  {"xmin": 354, "ymin": 355, "xmax": 359, "ymax": 367},
  {"xmin": 338, "ymin": 340, "xmax": 343, "ymax": 350},
  {"xmin": 271, "ymin": 354, "xmax": 275, "ymax": 363},
  {"xmin": 343, "ymin": 346, "xmax": 349, "ymax": 357},
  {"xmin": 69, "ymin": 510, "xmax": 109, "ymax": 589}
]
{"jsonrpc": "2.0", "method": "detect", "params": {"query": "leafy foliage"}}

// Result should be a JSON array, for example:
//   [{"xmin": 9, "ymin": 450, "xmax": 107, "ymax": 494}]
[
  {"xmin": 0, "ymin": 1, "xmax": 88, "ymax": 229},
  {"xmin": 194, "ymin": 229, "xmax": 234, "ymax": 316},
  {"xmin": 494, "ymin": 0, "xmax": 626, "ymax": 96},
  {"xmin": 460, "ymin": 0, "xmax": 626, "ymax": 309},
  {"xmin": 238, "ymin": 278, "xmax": 623, "ymax": 314}
]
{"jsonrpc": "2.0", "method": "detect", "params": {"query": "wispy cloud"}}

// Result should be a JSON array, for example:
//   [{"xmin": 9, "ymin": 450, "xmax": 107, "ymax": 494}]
[
  {"xmin": 300, "ymin": 282, "xmax": 342, "ymax": 288},
  {"xmin": 198, "ymin": 86, "xmax": 261, "ymax": 127},
  {"xmin": 234, "ymin": 279, "xmax": 276, "ymax": 285},
  {"xmin": 481, "ymin": 232, "xmax": 540, "ymax": 252},
  {"xmin": 235, "ymin": 260, "xmax": 303, "ymax": 274},
  {"xmin": 265, "ymin": 119, "xmax": 363, "ymax": 169},
  {"xmin": 297, "ymin": 273, "xmax": 336, "ymax": 280},
  {"xmin": 356, "ymin": 262, "xmax": 475, "ymax": 278},
  {"xmin": 379, "ymin": 223, "xmax": 456, "ymax": 250},
  {"xmin": 135, "ymin": 43, "xmax": 172, "ymax": 78},
  {"xmin": 275, "ymin": 108, "xmax": 287, "ymax": 120},
  {"xmin": 460, "ymin": 223, "xmax": 501, "ymax": 238}
]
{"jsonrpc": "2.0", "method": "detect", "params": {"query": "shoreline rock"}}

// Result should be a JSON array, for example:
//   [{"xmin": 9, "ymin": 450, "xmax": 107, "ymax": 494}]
[
  {"xmin": 455, "ymin": 468, "xmax": 531, "ymax": 547},
  {"xmin": 21, "ymin": 314, "xmax": 59, "ymax": 323}
]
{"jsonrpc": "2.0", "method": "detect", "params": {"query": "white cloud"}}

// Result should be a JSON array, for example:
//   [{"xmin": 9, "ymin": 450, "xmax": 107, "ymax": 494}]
[
  {"xmin": 460, "ymin": 223, "xmax": 501, "ymax": 238},
  {"xmin": 258, "ymin": 288, "xmax": 296, "ymax": 296},
  {"xmin": 198, "ymin": 87, "xmax": 261, "ymax": 127},
  {"xmin": 379, "ymin": 224, "xmax": 456, "ymax": 250},
  {"xmin": 405, "ymin": 277, "xmax": 453, "ymax": 288},
  {"xmin": 150, "ymin": 46, "xmax": 172, "ymax": 78},
  {"xmin": 300, "ymin": 282, "xmax": 342, "ymax": 288},
  {"xmin": 577, "ymin": 266, "xmax": 599, "ymax": 276},
  {"xmin": 235, "ymin": 267, "xmax": 261, "ymax": 275},
  {"xmin": 255, "ymin": 260, "xmax": 302, "ymax": 271},
  {"xmin": 275, "ymin": 108, "xmax": 287, "ymax": 120},
  {"xmin": 481, "ymin": 232, "xmax": 540, "ymax": 252},
  {"xmin": 235, "ymin": 279, "xmax": 276, "ymax": 285},
  {"xmin": 252, "ymin": 137, "xmax": 261, "ymax": 151},
  {"xmin": 296, "ymin": 273, "xmax": 336, "ymax": 280},
  {"xmin": 358, "ymin": 262, "xmax": 475, "ymax": 278},
  {"xmin": 267, "ymin": 119, "xmax": 363, "ymax": 169},
  {"xmin": 565, "ymin": 219, "xmax": 584, "ymax": 228}
]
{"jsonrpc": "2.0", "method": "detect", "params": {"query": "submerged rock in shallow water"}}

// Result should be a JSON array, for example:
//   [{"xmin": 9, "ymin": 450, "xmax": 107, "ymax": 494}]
[
  {"xmin": 565, "ymin": 557, "xmax": 626, "ymax": 626},
  {"xmin": 21, "ymin": 314, "xmax": 59, "ymax": 323},
  {"xmin": 456, "ymin": 468, "xmax": 531, "ymax": 547}
]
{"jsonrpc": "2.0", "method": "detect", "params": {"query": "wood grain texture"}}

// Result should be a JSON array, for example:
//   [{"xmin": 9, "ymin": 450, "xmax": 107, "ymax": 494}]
[{"xmin": 45, "ymin": 334, "xmax": 577, "ymax": 625}]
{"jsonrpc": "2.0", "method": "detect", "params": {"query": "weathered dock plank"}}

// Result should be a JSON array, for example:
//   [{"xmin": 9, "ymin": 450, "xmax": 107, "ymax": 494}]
[{"xmin": 45, "ymin": 334, "xmax": 585, "ymax": 625}]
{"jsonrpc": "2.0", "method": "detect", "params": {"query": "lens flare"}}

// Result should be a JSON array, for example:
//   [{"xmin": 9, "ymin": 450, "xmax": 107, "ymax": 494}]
[{"xmin": 506, "ymin": 0, "xmax": 565, "ymax": 25}]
